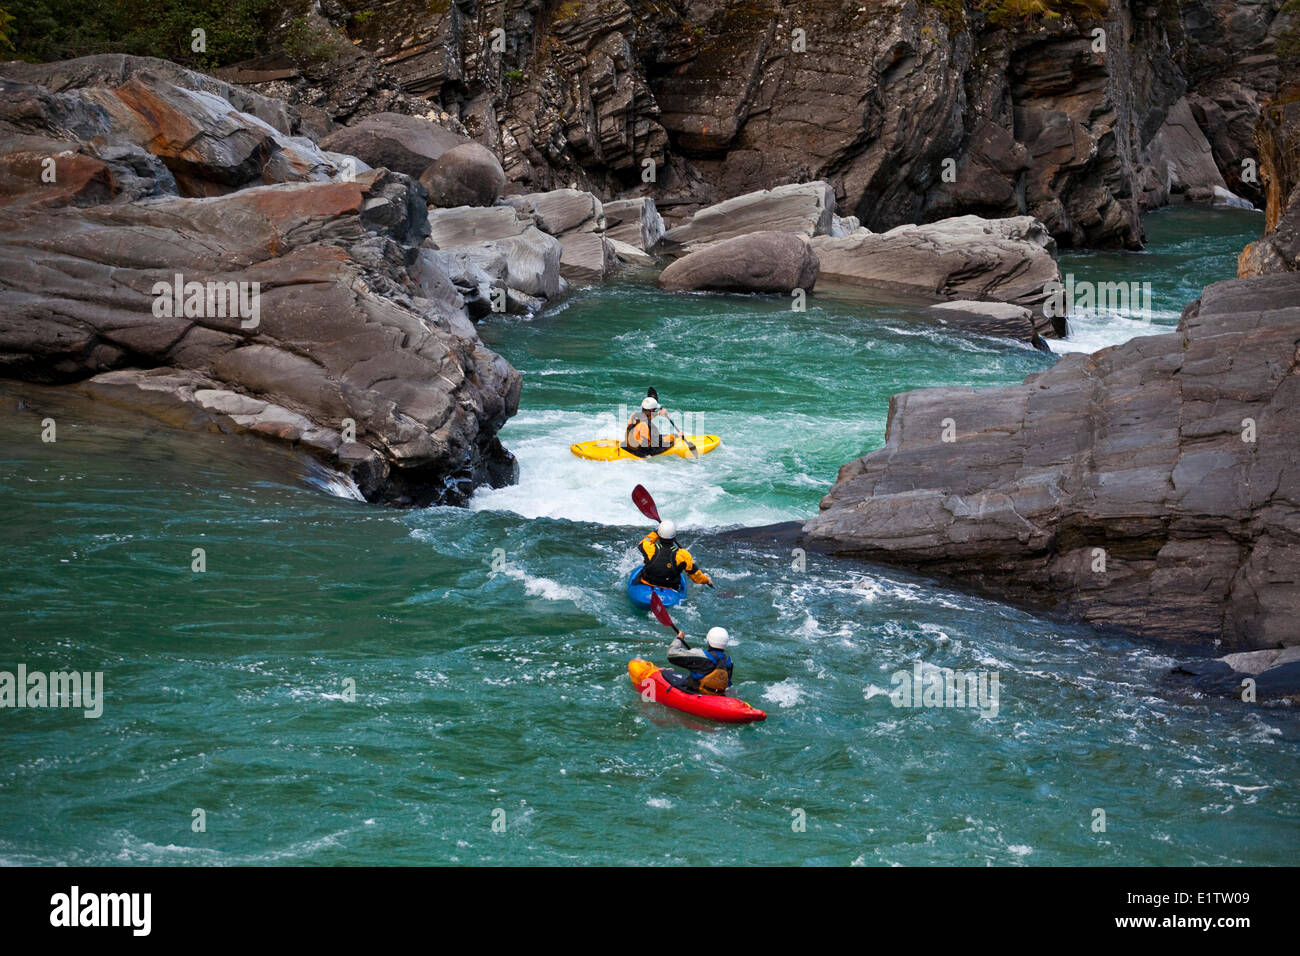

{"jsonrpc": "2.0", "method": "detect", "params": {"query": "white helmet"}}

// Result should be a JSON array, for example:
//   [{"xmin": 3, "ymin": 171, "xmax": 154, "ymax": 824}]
[
  {"xmin": 657, "ymin": 519, "xmax": 676, "ymax": 540},
  {"xmin": 706, "ymin": 627, "xmax": 730, "ymax": 649},
  {"xmin": 641, "ymin": 397, "xmax": 660, "ymax": 411}
]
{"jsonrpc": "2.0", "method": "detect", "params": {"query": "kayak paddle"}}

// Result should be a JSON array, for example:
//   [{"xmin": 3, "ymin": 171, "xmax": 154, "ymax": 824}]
[
  {"xmin": 661, "ymin": 410, "xmax": 699, "ymax": 458},
  {"xmin": 631, "ymin": 484, "xmax": 660, "ymax": 522},
  {"xmin": 649, "ymin": 592, "xmax": 688, "ymax": 646}
]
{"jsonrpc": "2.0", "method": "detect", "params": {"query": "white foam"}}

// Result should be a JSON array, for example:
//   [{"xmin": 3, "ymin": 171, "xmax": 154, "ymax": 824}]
[{"xmin": 762, "ymin": 680, "xmax": 804, "ymax": 708}]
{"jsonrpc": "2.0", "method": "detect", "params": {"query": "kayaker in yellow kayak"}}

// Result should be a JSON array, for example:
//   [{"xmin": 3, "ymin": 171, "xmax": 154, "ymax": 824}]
[
  {"xmin": 665, "ymin": 626, "xmax": 733, "ymax": 695},
  {"xmin": 637, "ymin": 519, "xmax": 713, "ymax": 590},
  {"xmin": 624, "ymin": 388, "xmax": 676, "ymax": 457}
]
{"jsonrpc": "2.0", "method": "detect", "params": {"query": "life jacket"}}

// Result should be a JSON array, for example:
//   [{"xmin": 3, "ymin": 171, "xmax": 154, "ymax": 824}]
[
  {"xmin": 698, "ymin": 646, "xmax": 733, "ymax": 695},
  {"xmin": 626, "ymin": 411, "xmax": 655, "ymax": 450},
  {"xmin": 641, "ymin": 537, "xmax": 684, "ymax": 588}
]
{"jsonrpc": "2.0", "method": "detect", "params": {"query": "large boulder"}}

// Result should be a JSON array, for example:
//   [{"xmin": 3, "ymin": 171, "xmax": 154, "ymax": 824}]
[
  {"xmin": 504, "ymin": 188, "xmax": 617, "ymax": 282},
  {"xmin": 809, "ymin": 215, "xmax": 1063, "ymax": 327},
  {"xmin": 420, "ymin": 142, "xmax": 506, "ymax": 208},
  {"xmin": 804, "ymin": 271, "xmax": 1300, "ymax": 649},
  {"xmin": 426, "ymin": 205, "xmax": 564, "ymax": 303},
  {"xmin": 663, "ymin": 182, "xmax": 837, "ymax": 246},
  {"xmin": 658, "ymin": 231, "xmax": 819, "ymax": 293},
  {"xmin": 928, "ymin": 300, "xmax": 1049, "ymax": 351},
  {"xmin": 321, "ymin": 111, "xmax": 469, "ymax": 178},
  {"xmin": 0, "ymin": 168, "xmax": 519, "ymax": 505}
]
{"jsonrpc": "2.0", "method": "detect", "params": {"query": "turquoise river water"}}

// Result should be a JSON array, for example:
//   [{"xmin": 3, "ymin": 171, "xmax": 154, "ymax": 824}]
[{"xmin": 1, "ymin": 206, "xmax": 1296, "ymax": 865}]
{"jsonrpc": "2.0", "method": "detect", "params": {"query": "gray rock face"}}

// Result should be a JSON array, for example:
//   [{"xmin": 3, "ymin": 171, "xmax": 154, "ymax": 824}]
[
  {"xmin": 425, "ymin": 205, "xmax": 565, "ymax": 303},
  {"xmin": 804, "ymin": 271, "xmax": 1300, "ymax": 649},
  {"xmin": 420, "ymin": 142, "xmax": 506, "ymax": 208},
  {"xmin": 1141, "ymin": 96, "xmax": 1250, "ymax": 207},
  {"xmin": 810, "ymin": 215, "xmax": 1063, "ymax": 329},
  {"xmin": 320, "ymin": 111, "xmax": 470, "ymax": 178},
  {"xmin": 663, "ymin": 182, "xmax": 837, "ymax": 246},
  {"xmin": 504, "ymin": 188, "xmax": 617, "ymax": 282},
  {"xmin": 657, "ymin": 231, "xmax": 819, "ymax": 293},
  {"xmin": 603, "ymin": 197, "xmax": 665, "ymax": 251},
  {"xmin": 0, "ymin": 67, "xmax": 522, "ymax": 506}
]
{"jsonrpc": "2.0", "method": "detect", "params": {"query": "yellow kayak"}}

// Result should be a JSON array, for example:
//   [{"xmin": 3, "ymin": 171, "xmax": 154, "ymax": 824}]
[{"xmin": 569, "ymin": 435, "xmax": 721, "ymax": 461}]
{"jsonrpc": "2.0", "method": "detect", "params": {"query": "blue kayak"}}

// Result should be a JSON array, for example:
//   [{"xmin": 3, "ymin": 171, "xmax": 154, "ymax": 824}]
[{"xmin": 626, "ymin": 566, "xmax": 687, "ymax": 610}]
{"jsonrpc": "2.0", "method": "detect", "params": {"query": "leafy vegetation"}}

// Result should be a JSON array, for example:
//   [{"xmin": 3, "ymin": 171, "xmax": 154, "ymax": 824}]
[{"xmin": 0, "ymin": 0, "xmax": 277, "ymax": 68}]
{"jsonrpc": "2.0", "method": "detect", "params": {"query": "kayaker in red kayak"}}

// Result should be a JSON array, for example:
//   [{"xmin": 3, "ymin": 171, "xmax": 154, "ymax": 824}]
[
  {"xmin": 624, "ymin": 388, "xmax": 676, "ymax": 456},
  {"xmin": 664, "ymin": 626, "xmax": 733, "ymax": 695},
  {"xmin": 638, "ymin": 519, "xmax": 713, "ymax": 590}
]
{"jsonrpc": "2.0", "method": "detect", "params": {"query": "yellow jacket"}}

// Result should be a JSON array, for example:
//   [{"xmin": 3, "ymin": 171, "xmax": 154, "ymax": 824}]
[{"xmin": 638, "ymin": 532, "xmax": 710, "ymax": 585}]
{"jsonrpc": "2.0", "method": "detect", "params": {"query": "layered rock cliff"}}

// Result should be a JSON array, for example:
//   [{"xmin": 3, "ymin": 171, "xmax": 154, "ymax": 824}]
[{"xmin": 211, "ymin": 0, "xmax": 1288, "ymax": 248}]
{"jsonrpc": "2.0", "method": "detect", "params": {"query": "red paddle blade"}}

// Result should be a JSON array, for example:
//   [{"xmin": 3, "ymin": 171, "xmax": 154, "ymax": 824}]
[
  {"xmin": 631, "ymin": 484, "xmax": 660, "ymax": 522},
  {"xmin": 649, "ymin": 592, "xmax": 675, "ymax": 630}
]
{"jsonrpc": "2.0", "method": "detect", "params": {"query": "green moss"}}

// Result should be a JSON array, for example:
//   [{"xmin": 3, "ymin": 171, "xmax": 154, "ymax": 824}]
[
  {"xmin": 1277, "ymin": 0, "xmax": 1300, "ymax": 70},
  {"xmin": 968, "ymin": 0, "xmax": 1109, "ymax": 28},
  {"xmin": 284, "ymin": 15, "xmax": 340, "ymax": 69}
]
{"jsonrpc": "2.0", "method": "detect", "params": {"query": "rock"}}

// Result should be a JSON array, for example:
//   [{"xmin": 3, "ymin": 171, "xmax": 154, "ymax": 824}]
[
  {"xmin": 928, "ymin": 300, "xmax": 1048, "ymax": 350},
  {"xmin": 657, "ymin": 231, "xmax": 818, "ymax": 294},
  {"xmin": 663, "ymin": 182, "xmax": 837, "ymax": 246},
  {"xmin": 0, "ymin": 168, "xmax": 519, "ymax": 505},
  {"xmin": 803, "ymin": 270, "xmax": 1300, "ymax": 650},
  {"xmin": 607, "ymin": 237, "xmax": 653, "ymax": 264},
  {"xmin": 1239, "ymin": 98, "xmax": 1300, "ymax": 277},
  {"xmin": 425, "ymin": 205, "xmax": 565, "ymax": 303},
  {"xmin": 603, "ymin": 197, "xmax": 664, "ymax": 250},
  {"xmin": 0, "ymin": 54, "xmax": 301, "ymax": 136},
  {"xmin": 810, "ymin": 215, "xmax": 1063, "ymax": 329},
  {"xmin": 503, "ymin": 188, "xmax": 617, "ymax": 282},
  {"xmin": 1169, "ymin": 646, "xmax": 1300, "ymax": 703},
  {"xmin": 321, "ymin": 111, "xmax": 469, "ymax": 178},
  {"xmin": 1141, "ymin": 96, "xmax": 1246, "ymax": 207},
  {"xmin": 420, "ymin": 142, "xmax": 506, "ymax": 208}
]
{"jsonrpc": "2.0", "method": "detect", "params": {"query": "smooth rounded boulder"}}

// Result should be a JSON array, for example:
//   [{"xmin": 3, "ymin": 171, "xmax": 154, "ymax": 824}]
[
  {"xmin": 420, "ymin": 143, "xmax": 506, "ymax": 208},
  {"xmin": 657, "ymin": 231, "xmax": 819, "ymax": 293},
  {"xmin": 320, "ymin": 113, "xmax": 469, "ymax": 178}
]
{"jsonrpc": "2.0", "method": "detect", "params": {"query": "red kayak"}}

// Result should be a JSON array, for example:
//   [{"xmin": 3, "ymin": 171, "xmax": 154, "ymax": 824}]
[{"xmin": 627, "ymin": 659, "xmax": 766, "ymax": 724}]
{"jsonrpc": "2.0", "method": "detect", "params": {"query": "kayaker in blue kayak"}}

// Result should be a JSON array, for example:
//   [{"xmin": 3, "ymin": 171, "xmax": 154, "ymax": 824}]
[
  {"xmin": 637, "ymin": 519, "xmax": 713, "ymax": 590},
  {"xmin": 665, "ymin": 627, "xmax": 733, "ymax": 695}
]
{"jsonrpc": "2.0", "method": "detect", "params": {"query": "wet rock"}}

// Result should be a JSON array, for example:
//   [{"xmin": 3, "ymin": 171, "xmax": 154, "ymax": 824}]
[{"xmin": 929, "ymin": 300, "xmax": 1049, "ymax": 350}]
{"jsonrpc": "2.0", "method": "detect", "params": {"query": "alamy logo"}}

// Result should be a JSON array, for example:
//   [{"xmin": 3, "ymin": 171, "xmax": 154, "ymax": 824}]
[
  {"xmin": 890, "ymin": 663, "xmax": 1000, "ymax": 718},
  {"xmin": 50, "ymin": 886, "xmax": 151, "ymax": 936},
  {"xmin": 1043, "ymin": 274, "xmax": 1152, "ymax": 319},
  {"xmin": 0, "ymin": 665, "xmax": 103, "ymax": 718},
  {"xmin": 152, "ymin": 273, "xmax": 260, "ymax": 329}
]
